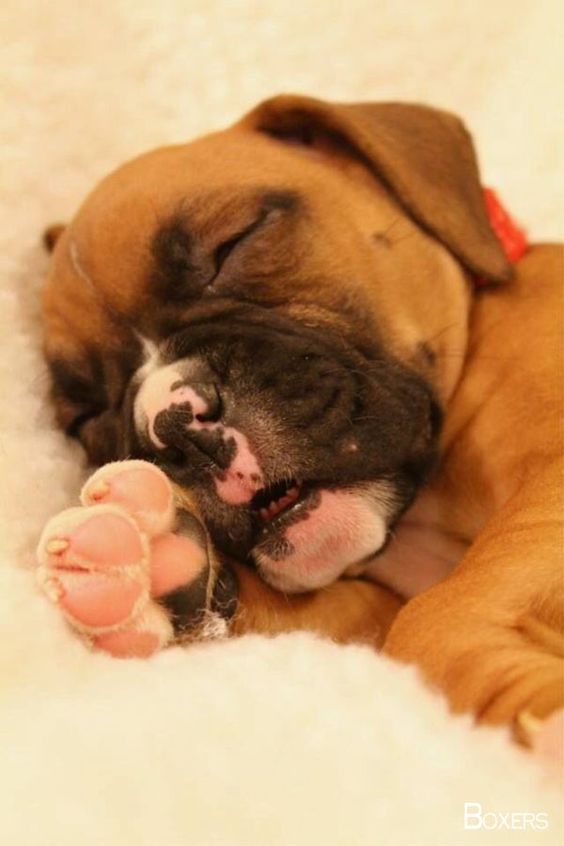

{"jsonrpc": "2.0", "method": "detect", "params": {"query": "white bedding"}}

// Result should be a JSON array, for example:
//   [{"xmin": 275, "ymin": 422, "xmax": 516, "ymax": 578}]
[{"xmin": 2, "ymin": 1, "xmax": 562, "ymax": 843}]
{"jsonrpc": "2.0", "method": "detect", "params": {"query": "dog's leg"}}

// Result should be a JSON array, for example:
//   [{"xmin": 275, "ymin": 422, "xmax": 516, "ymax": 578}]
[
  {"xmin": 231, "ymin": 561, "xmax": 402, "ymax": 648},
  {"xmin": 384, "ymin": 455, "xmax": 564, "ymax": 738}
]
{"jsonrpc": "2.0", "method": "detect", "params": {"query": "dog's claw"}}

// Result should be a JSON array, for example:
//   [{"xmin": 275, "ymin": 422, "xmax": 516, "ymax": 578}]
[
  {"xmin": 39, "ymin": 574, "xmax": 64, "ymax": 602},
  {"xmin": 516, "ymin": 709, "xmax": 543, "ymax": 746},
  {"xmin": 80, "ymin": 460, "xmax": 175, "ymax": 536},
  {"xmin": 87, "ymin": 480, "xmax": 110, "ymax": 502},
  {"xmin": 45, "ymin": 538, "xmax": 69, "ymax": 555}
]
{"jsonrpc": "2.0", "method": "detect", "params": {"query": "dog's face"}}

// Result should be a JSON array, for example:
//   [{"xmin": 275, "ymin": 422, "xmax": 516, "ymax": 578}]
[{"xmin": 42, "ymin": 95, "xmax": 509, "ymax": 592}]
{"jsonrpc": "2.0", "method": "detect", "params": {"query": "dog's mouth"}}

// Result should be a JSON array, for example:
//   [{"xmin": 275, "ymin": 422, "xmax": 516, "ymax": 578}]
[
  {"xmin": 249, "ymin": 478, "xmax": 320, "ymax": 534},
  {"xmin": 250, "ymin": 478, "xmax": 303, "ymax": 521}
]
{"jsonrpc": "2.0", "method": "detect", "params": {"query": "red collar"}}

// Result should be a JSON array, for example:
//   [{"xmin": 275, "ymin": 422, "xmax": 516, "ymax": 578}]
[{"xmin": 476, "ymin": 188, "xmax": 528, "ymax": 287}]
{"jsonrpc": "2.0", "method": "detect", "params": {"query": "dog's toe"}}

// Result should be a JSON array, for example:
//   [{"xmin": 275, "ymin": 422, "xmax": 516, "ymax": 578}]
[
  {"xmin": 37, "ymin": 506, "xmax": 150, "ymax": 631},
  {"xmin": 531, "ymin": 708, "xmax": 564, "ymax": 783},
  {"xmin": 80, "ymin": 460, "xmax": 175, "ymax": 536},
  {"xmin": 93, "ymin": 604, "xmax": 173, "ymax": 658},
  {"xmin": 150, "ymin": 532, "xmax": 208, "ymax": 598}
]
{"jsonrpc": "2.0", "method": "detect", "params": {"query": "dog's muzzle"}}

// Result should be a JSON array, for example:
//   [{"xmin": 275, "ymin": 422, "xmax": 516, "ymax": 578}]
[{"xmin": 127, "ymin": 311, "xmax": 440, "ymax": 592}]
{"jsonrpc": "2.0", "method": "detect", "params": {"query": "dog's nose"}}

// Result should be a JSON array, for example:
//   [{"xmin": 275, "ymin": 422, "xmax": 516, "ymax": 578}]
[
  {"xmin": 133, "ymin": 360, "xmax": 264, "ymax": 504},
  {"xmin": 134, "ymin": 362, "xmax": 221, "ymax": 450}
]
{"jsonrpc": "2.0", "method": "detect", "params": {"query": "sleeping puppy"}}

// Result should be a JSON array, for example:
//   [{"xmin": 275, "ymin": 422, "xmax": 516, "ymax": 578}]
[{"xmin": 38, "ymin": 95, "xmax": 563, "ymax": 741}]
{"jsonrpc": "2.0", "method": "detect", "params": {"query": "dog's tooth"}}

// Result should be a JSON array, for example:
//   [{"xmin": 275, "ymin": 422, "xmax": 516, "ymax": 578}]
[
  {"xmin": 254, "ymin": 481, "xmax": 302, "ymax": 522},
  {"xmin": 281, "ymin": 491, "xmax": 297, "ymax": 508},
  {"xmin": 46, "ymin": 538, "xmax": 69, "ymax": 555}
]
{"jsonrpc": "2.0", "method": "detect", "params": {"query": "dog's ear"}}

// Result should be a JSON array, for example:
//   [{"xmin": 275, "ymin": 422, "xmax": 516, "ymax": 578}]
[{"xmin": 242, "ymin": 94, "xmax": 511, "ymax": 283}]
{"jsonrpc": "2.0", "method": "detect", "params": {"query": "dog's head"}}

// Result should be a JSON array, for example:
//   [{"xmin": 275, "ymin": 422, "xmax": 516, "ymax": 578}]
[{"xmin": 42, "ymin": 94, "xmax": 510, "ymax": 592}]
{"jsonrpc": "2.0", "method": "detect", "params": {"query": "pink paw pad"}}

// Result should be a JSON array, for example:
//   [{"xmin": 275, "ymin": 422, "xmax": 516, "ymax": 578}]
[
  {"xmin": 81, "ymin": 460, "xmax": 175, "ymax": 536},
  {"xmin": 95, "ymin": 629, "xmax": 161, "ymax": 659},
  {"xmin": 150, "ymin": 533, "xmax": 208, "ymax": 597},
  {"xmin": 93, "ymin": 604, "xmax": 173, "ymax": 658},
  {"xmin": 37, "ymin": 460, "xmax": 211, "ymax": 659},
  {"xmin": 37, "ymin": 505, "xmax": 150, "ymax": 632}
]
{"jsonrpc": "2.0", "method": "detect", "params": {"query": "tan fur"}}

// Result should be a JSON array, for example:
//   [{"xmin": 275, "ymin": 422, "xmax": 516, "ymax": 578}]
[
  {"xmin": 231, "ymin": 562, "xmax": 401, "ymax": 648},
  {"xmin": 384, "ymin": 245, "xmax": 564, "ymax": 732}
]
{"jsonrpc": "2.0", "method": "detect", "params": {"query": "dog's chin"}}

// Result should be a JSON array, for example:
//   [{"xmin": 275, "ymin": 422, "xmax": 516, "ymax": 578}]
[{"xmin": 251, "ymin": 485, "xmax": 393, "ymax": 593}]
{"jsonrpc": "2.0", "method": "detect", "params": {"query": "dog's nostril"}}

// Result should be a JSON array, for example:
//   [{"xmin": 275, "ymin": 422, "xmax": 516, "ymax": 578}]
[{"xmin": 193, "ymin": 382, "xmax": 223, "ymax": 423}]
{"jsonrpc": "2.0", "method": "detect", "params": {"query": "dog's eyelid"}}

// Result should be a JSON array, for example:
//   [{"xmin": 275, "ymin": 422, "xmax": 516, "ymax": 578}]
[
  {"xmin": 213, "ymin": 227, "xmax": 252, "ymax": 277},
  {"xmin": 261, "ymin": 126, "xmax": 314, "ymax": 147},
  {"xmin": 210, "ymin": 202, "xmax": 286, "ymax": 282}
]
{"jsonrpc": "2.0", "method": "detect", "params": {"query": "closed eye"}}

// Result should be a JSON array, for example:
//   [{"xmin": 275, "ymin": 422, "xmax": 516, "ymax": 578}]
[
  {"xmin": 211, "ymin": 204, "xmax": 280, "ymax": 281},
  {"xmin": 152, "ymin": 189, "xmax": 300, "ymax": 301},
  {"xmin": 212, "ymin": 226, "xmax": 256, "ymax": 278}
]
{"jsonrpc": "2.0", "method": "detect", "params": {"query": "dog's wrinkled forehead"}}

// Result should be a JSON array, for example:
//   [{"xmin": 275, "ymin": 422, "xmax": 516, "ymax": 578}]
[
  {"xmin": 47, "ymin": 93, "xmax": 513, "ymax": 322},
  {"xmin": 59, "ymin": 127, "xmax": 393, "ymax": 337},
  {"xmin": 45, "ymin": 94, "xmax": 511, "ymax": 356}
]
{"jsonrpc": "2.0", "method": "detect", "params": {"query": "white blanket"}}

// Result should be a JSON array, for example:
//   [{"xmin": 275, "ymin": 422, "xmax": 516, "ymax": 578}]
[{"xmin": 2, "ymin": 1, "xmax": 562, "ymax": 843}]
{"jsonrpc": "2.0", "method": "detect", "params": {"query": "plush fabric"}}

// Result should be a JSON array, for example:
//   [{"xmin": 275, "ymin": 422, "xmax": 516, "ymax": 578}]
[{"xmin": 2, "ymin": 1, "xmax": 562, "ymax": 843}]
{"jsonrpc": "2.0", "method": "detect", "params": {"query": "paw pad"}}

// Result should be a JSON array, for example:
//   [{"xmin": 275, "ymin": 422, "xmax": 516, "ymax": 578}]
[{"xmin": 37, "ymin": 460, "xmax": 213, "ymax": 658}]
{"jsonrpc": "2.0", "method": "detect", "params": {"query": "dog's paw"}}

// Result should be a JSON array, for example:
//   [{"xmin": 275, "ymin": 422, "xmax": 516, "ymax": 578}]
[
  {"xmin": 518, "ymin": 708, "xmax": 564, "ymax": 784},
  {"xmin": 37, "ymin": 461, "xmax": 212, "ymax": 658},
  {"xmin": 535, "ymin": 709, "xmax": 564, "ymax": 783}
]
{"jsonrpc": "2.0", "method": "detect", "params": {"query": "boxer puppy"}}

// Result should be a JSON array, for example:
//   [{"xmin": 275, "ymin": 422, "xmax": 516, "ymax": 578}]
[{"xmin": 39, "ymin": 95, "xmax": 563, "ymax": 740}]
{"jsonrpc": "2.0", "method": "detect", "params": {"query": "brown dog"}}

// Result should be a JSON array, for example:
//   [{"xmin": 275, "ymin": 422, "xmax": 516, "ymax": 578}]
[{"xmin": 40, "ymin": 94, "xmax": 563, "ymax": 740}]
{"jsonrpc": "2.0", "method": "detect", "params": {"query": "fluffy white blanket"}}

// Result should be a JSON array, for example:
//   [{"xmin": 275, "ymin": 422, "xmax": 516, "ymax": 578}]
[{"xmin": 2, "ymin": 1, "xmax": 562, "ymax": 843}]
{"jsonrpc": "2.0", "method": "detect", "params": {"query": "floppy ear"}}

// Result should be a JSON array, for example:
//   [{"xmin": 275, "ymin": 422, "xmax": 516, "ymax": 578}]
[{"xmin": 241, "ymin": 94, "xmax": 511, "ymax": 283}]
